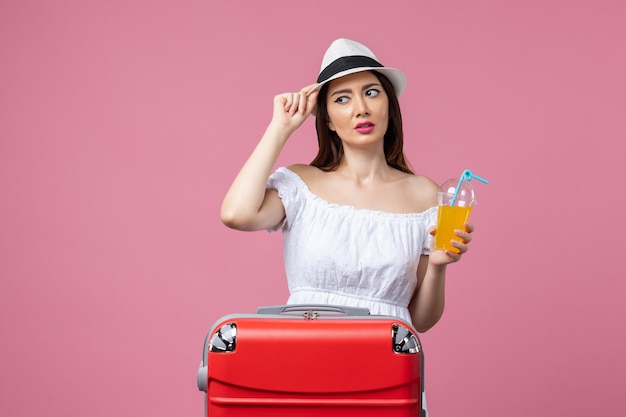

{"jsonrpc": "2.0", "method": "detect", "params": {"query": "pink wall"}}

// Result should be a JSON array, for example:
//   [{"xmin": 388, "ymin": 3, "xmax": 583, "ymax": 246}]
[{"xmin": 1, "ymin": 1, "xmax": 624, "ymax": 416}]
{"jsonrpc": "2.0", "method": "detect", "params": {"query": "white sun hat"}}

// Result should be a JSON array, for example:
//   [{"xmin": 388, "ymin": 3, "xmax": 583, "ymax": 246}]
[{"xmin": 311, "ymin": 38, "xmax": 407, "ymax": 97}]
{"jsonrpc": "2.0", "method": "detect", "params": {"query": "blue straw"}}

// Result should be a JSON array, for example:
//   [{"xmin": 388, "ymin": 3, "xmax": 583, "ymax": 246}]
[{"xmin": 450, "ymin": 169, "xmax": 490, "ymax": 206}]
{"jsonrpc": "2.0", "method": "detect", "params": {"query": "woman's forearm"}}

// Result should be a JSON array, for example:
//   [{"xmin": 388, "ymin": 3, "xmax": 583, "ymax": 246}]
[
  {"xmin": 220, "ymin": 124, "xmax": 289, "ymax": 229},
  {"xmin": 411, "ymin": 263, "xmax": 447, "ymax": 332}
]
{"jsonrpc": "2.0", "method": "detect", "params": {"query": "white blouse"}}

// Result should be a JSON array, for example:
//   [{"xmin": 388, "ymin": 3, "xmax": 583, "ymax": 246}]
[{"xmin": 267, "ymin": 167, "xmax": 437, "ymax": 324}]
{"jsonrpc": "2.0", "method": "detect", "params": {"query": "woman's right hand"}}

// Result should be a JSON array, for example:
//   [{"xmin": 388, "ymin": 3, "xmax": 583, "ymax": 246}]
[{"xmin": 270, "ymin": 84, "xmax": 319, "ymax": 135}]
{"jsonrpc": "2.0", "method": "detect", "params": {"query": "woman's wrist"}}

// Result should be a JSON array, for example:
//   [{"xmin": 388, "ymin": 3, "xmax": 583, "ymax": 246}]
[
  {"xmin": 427, "ymin": 260, "xmax": 447, "ymax": 276},
  {"xmin": 262, "ymin": 123, "xmax": 294, "ymax": 147},
  {"xmin": 265, "ymin": 122, "xmax": 294, "ymax": 143}
]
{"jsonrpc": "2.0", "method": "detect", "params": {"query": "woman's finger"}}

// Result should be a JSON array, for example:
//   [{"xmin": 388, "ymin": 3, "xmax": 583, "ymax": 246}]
[
  {"xmin": 445, "ymin": 250, "xmax": 462, "ymax": 261},
  {"xmin": 298, "ymin": 91, "xmax": 307, "ymax": 115},
  {"xmin": 455, "ymin": 229, "xmax": 472, "ymax": 244},
  {"xmin": 281, "ymin": 94, "xmax": 293, "ymax": 114},
  {"xmin": 449, "ymin": 242, "xmax": 468, "ymax": 257},
  {"xmin": 301, "ymin": 83, "xmax": 320, "ymax": 96},
  {"xmin": 288, "ymin": 93, "xmax": 300, "ymax": 115}
]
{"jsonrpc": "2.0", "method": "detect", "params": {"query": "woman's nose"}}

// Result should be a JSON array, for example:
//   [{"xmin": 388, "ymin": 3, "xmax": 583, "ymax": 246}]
[{"xmin": 354, "ymin": 96, "xmax": 370, "ymax": 116}]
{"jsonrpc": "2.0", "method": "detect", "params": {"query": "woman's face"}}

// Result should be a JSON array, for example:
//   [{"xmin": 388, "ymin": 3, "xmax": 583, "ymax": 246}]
[{"xmin": 325, "ymin": 71, "xmax": 389, "ymax": 147}]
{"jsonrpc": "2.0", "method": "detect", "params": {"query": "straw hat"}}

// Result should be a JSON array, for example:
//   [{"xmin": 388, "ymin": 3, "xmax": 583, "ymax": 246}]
[{"xmin": 312, "ymin": 38, "xmax": 407, "ymax": 97}]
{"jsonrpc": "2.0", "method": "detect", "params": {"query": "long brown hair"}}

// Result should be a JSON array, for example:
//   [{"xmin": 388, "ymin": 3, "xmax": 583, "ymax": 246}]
[{"xmin": 310, "ymin": 71, "xmax": 413, "ymax": 174}]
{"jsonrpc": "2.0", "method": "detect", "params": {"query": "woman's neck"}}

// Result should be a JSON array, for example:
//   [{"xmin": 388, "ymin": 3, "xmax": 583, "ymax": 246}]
[{"xmin": 335, "ymin": 152, "xmax": 396, "ymax": 185}]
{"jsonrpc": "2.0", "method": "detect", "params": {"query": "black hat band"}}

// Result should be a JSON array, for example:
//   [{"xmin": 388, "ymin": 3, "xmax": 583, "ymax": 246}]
[{"xmin": 317, "ymin": 55, "xmax": 383, "ymax": 83}]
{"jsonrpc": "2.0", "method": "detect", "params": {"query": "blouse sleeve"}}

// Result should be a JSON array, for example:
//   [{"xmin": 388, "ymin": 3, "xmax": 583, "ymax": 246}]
[
  {"xmin": 265, "ymin": 167, "xmax": 301, "ymax": 233},
  {"xmin": 421, "ymin": 206, "xmax": 438, "ymax": 255}
]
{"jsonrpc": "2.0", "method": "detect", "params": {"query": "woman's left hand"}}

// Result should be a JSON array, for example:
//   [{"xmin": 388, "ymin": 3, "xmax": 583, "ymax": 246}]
[{"xmin": 428, "ymin": 222, "xmax": 474, "ymax": 266}]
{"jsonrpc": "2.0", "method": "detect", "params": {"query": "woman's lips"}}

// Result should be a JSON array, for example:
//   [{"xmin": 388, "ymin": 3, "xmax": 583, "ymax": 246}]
[{"xmin": 355, "ymin": 122, "xmax": 375, "ymax": 134}]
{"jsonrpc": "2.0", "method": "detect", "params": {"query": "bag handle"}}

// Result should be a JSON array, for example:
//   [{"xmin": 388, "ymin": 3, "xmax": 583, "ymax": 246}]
[{"xmin": 256, "ymin": 304, "xmax": 370, "ymax": 317}]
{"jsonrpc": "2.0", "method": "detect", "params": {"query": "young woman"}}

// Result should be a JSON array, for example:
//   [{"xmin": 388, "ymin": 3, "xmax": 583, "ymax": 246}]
[{"xmin": 221, "ymin": 38, "xmax": 473, "ymax": 333}]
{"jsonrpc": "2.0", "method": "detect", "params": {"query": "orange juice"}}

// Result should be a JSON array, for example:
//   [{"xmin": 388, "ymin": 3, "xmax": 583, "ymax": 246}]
[{"xmin": 435, "ymin": 205, "xmax": 473, "ymax": 253}]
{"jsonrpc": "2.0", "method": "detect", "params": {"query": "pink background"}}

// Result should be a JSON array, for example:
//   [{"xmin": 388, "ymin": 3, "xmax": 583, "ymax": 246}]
[{"xmin": 1, "ymin": 1, "xmax": 624, "ymax": 416}]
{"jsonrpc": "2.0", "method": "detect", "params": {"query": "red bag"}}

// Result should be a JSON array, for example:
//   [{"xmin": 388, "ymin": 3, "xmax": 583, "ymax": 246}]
[{"xmin": 197, "ymin": 305, "xmax": 425, "ymax": 416}]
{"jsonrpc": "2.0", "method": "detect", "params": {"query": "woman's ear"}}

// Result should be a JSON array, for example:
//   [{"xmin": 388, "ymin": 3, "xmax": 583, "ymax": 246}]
[{"xmin": 328, "ymin": 122, "xmax": 335, "ymax": 131}]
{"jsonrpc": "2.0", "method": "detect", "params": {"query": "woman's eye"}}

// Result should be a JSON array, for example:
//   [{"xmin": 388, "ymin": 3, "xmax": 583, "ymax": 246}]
[
  {"xmin": 366, "ymin": 89, "xmax": 380, "ymax": 97},
  {"xmin": 335, "ymin": 96, "xmax": 349, "ymax": 104}
]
